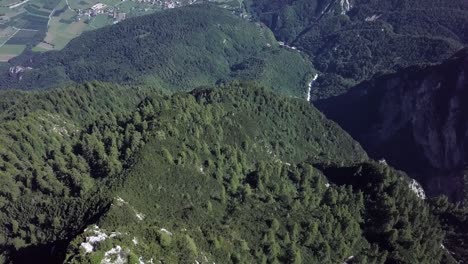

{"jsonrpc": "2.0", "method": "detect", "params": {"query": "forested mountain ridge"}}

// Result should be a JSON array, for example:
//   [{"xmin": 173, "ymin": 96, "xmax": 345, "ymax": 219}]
[
  {"xmin": 2, "ymin": 82, "xmax": 465, "ymax": 263},
  {"xmin": 0, "ymin": 5, "xmax": 314, "ymax": 99},
  {"xmin": 246, "ymin": 0, "xmax": 468, "ymax": 99},
  {"xmin": 316, "ymin": 48, "xmax": 468, "ymax": 202},
  {"xmin": 61, "ymin": 86, "xmax": 455, "ymax": 264},
  {"xmin": 0, "ymin": 82, "xmax": 367, "ymax": 262},
  {"xmin": 65, "ymin": 152, "xmax": 447, "ymax": 263},
  {"xmin": 0, "ymin": 1, "xmax": 467, "ymax": 263}
]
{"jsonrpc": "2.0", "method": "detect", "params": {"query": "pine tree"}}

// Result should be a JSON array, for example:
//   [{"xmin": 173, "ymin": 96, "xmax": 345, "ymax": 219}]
[
  {"xmin": 291, "ymin": 223, "xmax": 300, "ymax": 242},
  {"xmin": 162, "ymin": 148, "xmax": 174, "ymax": 164},
  {"xmin": 221, "ymin": 186, "xmax": 227, "ymax": 204},
  {"xmin": 184, "ymin": 235, "xmax": 198, "ymax": 256}
]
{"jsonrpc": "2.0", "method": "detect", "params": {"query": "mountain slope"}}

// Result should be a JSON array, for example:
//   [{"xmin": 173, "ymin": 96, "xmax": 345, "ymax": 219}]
[
  {"xmin": 1, "ymin": 5, "xmax": 313, "ymax": 98},
  {"xmin": 246, "ymin": 0, "xmax": 468, "ymax": 99},
  {"xmin": 0, "ymin": 83, "xmax": 162, "ymax": 263},
  {"xmin": 0, "ymin": 2, "xmax": 467, "ymax": 263},
  {"xmin": 65, "ymin": 158, "xmax": 446, "ymax": 263},
  {"xmin": 63, "ymin": 88, "xmax": 445, "ymax": 264},
  {"xmin": 0, "ymin": 79, "xmax": 464, "ymax": 264},
  {"xmin": 316, "ymin": 48, "xmax": 468, "ymax": 201},
  {"xmin": 0, "ymin": 83, "xmax": 366, "ymax": 262}
]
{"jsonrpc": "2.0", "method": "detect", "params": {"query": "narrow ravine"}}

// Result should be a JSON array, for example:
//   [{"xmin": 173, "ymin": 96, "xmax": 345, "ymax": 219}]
[{"xmin": 277, "ymin": 41, "xmax": 318, "ymax": 102}]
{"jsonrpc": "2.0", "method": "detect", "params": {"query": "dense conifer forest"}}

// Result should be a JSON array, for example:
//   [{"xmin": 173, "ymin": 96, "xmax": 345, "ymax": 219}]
[
  {"xmin": 0, "ymin": 83, "xmax": 466, "ymax": 263},
  {"xmin": 0, "ymin": 1, "xmax": 467, "ymax": 264}
]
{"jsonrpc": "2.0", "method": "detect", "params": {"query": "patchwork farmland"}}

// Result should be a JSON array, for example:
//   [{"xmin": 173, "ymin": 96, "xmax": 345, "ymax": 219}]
[{"xmin": 0, "ymin": 0, "xmax": 244, "ymax": 61}]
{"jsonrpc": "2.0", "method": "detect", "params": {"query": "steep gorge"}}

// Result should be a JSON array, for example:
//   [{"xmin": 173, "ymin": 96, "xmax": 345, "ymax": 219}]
[{"xmin": 317, "ymin": 48, "xmax": 468, "ymax": 200}]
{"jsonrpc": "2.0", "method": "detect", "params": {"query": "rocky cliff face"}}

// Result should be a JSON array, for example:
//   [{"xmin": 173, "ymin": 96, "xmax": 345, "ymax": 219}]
[
  {"xmin": 378, "ymin": 50, "xmax": 468, "ymax": 170},
  {"xmin": 317, "ymin": 48, "xmax": 468, "ymax": 200}
]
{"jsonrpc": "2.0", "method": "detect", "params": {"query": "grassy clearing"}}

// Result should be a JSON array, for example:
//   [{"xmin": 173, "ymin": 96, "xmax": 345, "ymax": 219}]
[
  {"xmin": 0, "ymin": 43, "xmax": 25, "ymax": 60},
  {"xmin": 0, "ymin": 54, "xmax": 15, "ymax": 61},
  {"xmin": 0, "ymin": 43, "xmax": 25, "ymax": 53},
  {"xmin": 41, "ymin": 6, "xmax": 89, "ymax": 49},
  {"xmin": 6, "ymin": 29, "xmax": 38, "ymax": 44},
  {"xmin": 0, "ymin": 27, "xmax": 18, "ymax": 46},
  {"xmin": 100, "ymin": 0, "xmax": 124, "ymax": 6},
  {"xmin": 43, "ymin": 29, "xmax": 73, "ymax": 49},
  {"xmin": 110, "ymin": 0, "xmax": 139, "ymax": 12},
  {"xmin": 31, "ymin": 44, "xmax": 49, "ymax": 51},
  {"xmin": 89, "ymin": 13, "xmax": 111, "ymax": 28},
  {"xmin": 0, "ymin": 6, "xmax": 9, "ymax": 13},
  {"xmin": 24, "ymin": 4, "xmax": 51, "ymax": 17}
]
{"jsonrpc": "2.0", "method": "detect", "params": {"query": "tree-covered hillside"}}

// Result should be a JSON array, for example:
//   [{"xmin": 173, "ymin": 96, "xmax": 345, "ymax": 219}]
[
  {"xmin": 0, "ymin": 82, "xmax": 466, "ymax": 264},
  {"xmin": 246, "ymin": 0, "xmax": 468, "ymax": 99},
  {"xmin": 65, "ymin": 156, "xmax": 446, "ymax": 263},
  {"xmin": 1, "ymin": 5, "xmax": 314, "ymax": 99},
  {"xmin": 0, "ymin": 83, "xmax": 162, "ymax": 263},
  {"xmin": 59, "ymin": 85, "xmax": 458, "ymax": 264},
  {"xmin": 0, "ymin": 1, "xmax": 467, "ymax": 263},
  {"xmin": 0, "ymin": 82, "xmax": 366, "ymax": 262}
]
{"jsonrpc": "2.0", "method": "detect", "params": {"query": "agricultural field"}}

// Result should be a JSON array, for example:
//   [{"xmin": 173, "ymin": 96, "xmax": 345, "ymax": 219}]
[
  {"xmin": 0, "ymin": 43, "xmax": 25, "ymax": 61},
  {"xmin": 0, "ymin": 0, "xmax": 54, "ymax": 58},
  {"xmin": 0, "ymin": 0, "xmax": 244, "ymax": 58},
  {"xmin": 0, "ymin": 25, "xmax": 27, "ymax": 61},
  {"xmin": 33, "ymin": 0, "xmax": 156, "ymax": 50},
  {"xmin": 0, "ymin": 25, "xmax": 17, "ymax": 42}
]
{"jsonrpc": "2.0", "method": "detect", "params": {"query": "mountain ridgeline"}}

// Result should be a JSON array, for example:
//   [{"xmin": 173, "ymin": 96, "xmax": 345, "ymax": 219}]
[
  {"xmin": 0, "ymin": 82, "xmax": 363, "ymax": 262},
  {"xmin": 1, "ymin": 82, "xmax": 465, "ymax": 263},
  {"xmin": 1, "ymin": 5, "xmax": 313, "ymax": 99}
]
